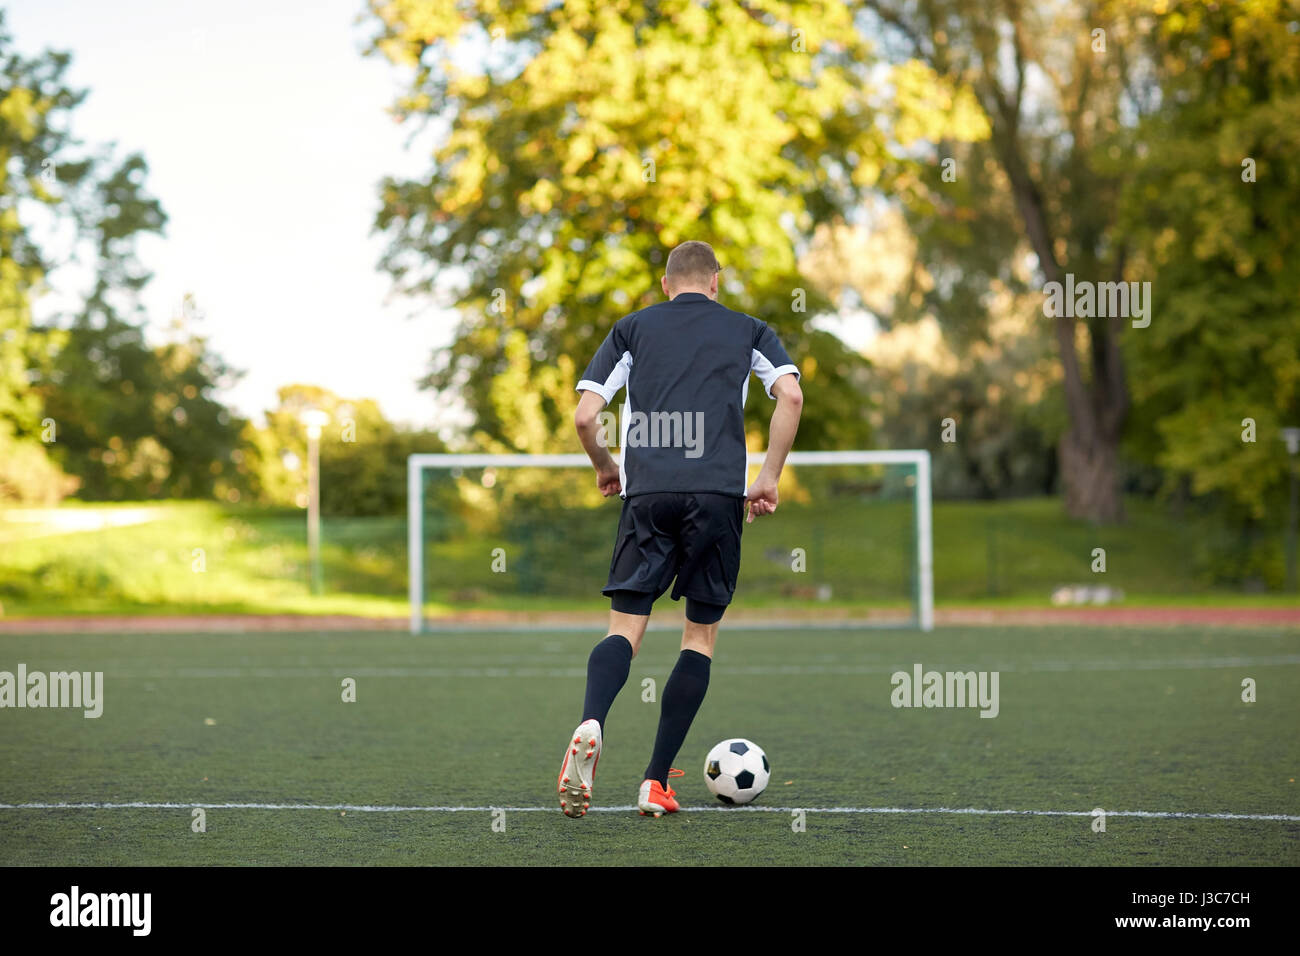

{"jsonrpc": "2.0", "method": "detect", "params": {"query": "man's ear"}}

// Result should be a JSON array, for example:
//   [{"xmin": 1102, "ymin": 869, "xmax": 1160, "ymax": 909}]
[
  {"xmin": 710, "ymin": 271, "xmax": 719, "ymax": 299},
  {"xmin": 661, "ymin": 275, "xmax": 671, "ymax": 298}
]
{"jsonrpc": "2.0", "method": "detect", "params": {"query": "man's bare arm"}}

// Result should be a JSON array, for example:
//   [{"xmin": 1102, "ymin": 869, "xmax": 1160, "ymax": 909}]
[
  {"xmin": 575, "ymin": 389, "xmax": 621, "ymax": 497},
  {"xmin": 744, "ymin": 373, "xmax": 803, "ymax": 522}
]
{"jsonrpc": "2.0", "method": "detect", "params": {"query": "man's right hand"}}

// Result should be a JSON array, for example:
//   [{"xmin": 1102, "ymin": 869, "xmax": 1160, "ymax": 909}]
[
  {"xmin": 744, "ymin": 475, "xmax": 779, "ymax": 523},
  {"xmin": 748, "ymin": 373, "xmax": 800, "ymax": 524}
]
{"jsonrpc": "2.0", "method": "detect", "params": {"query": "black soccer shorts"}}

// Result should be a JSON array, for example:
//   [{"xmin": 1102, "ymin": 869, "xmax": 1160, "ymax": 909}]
[{"xmin": 602, "ymin": 492, "xmax": 745, "ymax": 624}]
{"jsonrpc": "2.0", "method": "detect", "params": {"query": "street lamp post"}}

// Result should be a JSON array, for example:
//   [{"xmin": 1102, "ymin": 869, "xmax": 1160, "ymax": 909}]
[
  {"xmin": 301, "ymin": 409, "xmax": 331, "ymax": 596},
  {"xmin": 1283, "ymin": 428, "xmax": 1300, "ymax": 594}
]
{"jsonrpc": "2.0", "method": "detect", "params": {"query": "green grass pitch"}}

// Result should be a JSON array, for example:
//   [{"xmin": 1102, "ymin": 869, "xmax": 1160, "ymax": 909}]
[{"xmin": 1, "ymin": 625, "xmax": 1297, "ymax": 865}]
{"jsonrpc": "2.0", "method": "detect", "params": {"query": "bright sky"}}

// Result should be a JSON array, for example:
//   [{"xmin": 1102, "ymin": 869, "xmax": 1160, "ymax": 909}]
[
  {"xmin": 10, "ymin": 1, "xmax": 881, "ymax": 436},
  {"xmin": 9, "ymin": 0, "xmax": 458, "ymax": 429}
]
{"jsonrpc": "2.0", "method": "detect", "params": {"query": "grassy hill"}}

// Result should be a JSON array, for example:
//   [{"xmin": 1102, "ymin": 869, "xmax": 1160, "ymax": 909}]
[{"xmin": 0, "ymin": 495, "xmax": 1291, "ymax": 619}]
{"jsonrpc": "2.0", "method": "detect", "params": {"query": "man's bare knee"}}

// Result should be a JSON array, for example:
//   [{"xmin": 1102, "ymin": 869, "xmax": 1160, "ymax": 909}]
[
  {"xmin": 681, "ymin": 620, "xmax": 719, "ymax": 658},
  {"xmin": 609, "ymin": 610, "xmax": 649, "ymax": 657}
]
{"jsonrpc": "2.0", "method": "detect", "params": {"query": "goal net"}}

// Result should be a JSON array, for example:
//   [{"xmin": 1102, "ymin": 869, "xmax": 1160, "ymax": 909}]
[{"xmin": 407, "ymin": 451, "xmax": 933, "ymax": 633}]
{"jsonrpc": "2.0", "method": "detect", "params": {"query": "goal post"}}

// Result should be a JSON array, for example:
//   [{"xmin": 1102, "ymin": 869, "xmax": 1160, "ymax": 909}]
[{"xmin": 408, "ymin": 450, "xmax": 933, "ymax": 634}]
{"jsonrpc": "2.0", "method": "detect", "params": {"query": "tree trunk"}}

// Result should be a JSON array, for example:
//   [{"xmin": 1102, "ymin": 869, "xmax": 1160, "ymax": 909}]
[
  {"xmin": 996, "ymin": 126, "xmax": 1130, "ymax": 525},
  {"xmin": 1052, "ymin": 313, "xmax": 1128, "ymax": 524},
  {"xmin": 1058, "ymin": 425, "xmax": 1124, "ymax": 523}
]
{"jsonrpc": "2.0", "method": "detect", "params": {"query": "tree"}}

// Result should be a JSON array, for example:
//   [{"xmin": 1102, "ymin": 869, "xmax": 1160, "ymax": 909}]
[
  {"xmin": 39, "ymin": 303, "xmax": 249, "ymax": 500},
  {"xmin": 800, "ymin": 204, "xmax": 1061, "ymax": 498},
  {"xmin": 244, "ymin": 384, "xmax": 444, "ymax": 516},
  {"xmin": 1117, "ymin": 0, "xmax": 1300, "ymax": 524},
  {"xmin": 364, "ymin": 0, "xmax": 972, "ymax": 454},
  {"xmin": 0, "ymin": 15, "xmax": 79, "ymax": 500},
  {"xmin": 0, "ymin": 14, "xmax": 174, "ymax": 501},
  {"xmin": 865, "ymin": 0, "xmax": 1168, "ymax": 522}
]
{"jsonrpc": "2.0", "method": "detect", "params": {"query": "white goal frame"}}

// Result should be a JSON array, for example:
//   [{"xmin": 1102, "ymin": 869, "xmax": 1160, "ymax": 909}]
[{"xmin": 407, "ymin": 450, "xmax": 933, "ymax": 633}]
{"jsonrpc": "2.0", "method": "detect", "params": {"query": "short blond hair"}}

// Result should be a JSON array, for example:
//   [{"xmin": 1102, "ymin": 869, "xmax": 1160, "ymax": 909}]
[{"xmin": 664, "ymin": 241, "xmax": 720, "ymax": 285}]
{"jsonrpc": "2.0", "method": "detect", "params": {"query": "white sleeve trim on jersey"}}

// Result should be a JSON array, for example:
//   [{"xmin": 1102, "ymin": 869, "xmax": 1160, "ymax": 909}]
[
  {"xmin": 576, "ymin": 350, "xmax": 633, "ymax": 403},
  {"xmin": 750, "ymin": 349, "xmax": 800, "ymax": 399}
]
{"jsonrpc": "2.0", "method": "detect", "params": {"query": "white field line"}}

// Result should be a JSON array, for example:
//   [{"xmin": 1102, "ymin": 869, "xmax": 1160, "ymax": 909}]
[
  {"xmin": 0, "ymin": 801, "xmax": 1296, "ymax": 821},
  {"xmin": 89, "ymin": 654, "xmax": 1300, "ymax": 680}
]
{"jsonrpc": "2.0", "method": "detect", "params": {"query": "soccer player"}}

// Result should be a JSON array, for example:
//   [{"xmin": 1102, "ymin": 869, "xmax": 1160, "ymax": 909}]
[{"xmin": 557, "ymin": 240, "xmax": 803, "ymax": 818}]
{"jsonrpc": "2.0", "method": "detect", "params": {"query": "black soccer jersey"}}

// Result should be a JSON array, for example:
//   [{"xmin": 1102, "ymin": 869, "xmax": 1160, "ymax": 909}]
[{"xmin": 576, "ymin": 292, "xmax": 799, "ymax": 498}]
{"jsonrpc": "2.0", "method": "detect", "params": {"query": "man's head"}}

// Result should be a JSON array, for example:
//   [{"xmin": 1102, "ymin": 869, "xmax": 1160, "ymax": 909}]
[{"xmin": 661, "ymin": 240, "xmax": 720, "ymax": 300}]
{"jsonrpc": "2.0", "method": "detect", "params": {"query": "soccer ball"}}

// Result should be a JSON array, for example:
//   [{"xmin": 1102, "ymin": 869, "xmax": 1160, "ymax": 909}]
[{"xmin": 703, "ymin": 738, "xmax": 770, "ymax": 805}]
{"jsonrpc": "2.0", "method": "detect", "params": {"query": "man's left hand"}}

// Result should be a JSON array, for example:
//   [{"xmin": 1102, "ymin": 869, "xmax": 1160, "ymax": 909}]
[{"xmin": 596, "ymin": 465, "xmax": 622, "ymax": 498}]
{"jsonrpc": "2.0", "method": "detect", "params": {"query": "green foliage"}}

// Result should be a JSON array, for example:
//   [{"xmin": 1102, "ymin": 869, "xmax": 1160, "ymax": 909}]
[
  {"xmin": 0, "ymin": 15, "xmax": 77, "ymax": 495},
  {"xmin": 0, "ymin": 13, "xmax": 187, "ymax": 502},
  {"xmin": 803, "ymin": 210, "xmax": 1065, "ymax": 498},
  {"xmin": 862, "ymin": 1, "xmax": 1175, "ymax": 520},
  {"xmin": 37, "ymin": 309, "xmax": 249, "ymax": 500},
  {"xmin": 861, "ymin": 1, "xmax": 1300, "ymax": 525},
  {"xmin": 365, "ymin": 0, "xmax": 952, "ymax": 452},
  {"xmin": 243, "ymin": 384, "xmax": 445, "ymax": 516},
  {"xmin": 870, "ymin": 322, "xmax": 1064, "ymax": 499},
  {"xmin": 0, "ymin": 420, "xmax": 78, "ymax": 503},
  {"xmin": 1117, "ymin": 0, "xmax": 1300, "ymax": 520}
]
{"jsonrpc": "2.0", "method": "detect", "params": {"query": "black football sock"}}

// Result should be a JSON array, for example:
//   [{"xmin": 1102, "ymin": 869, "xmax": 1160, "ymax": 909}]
[
  {"xmin": 645, "ymin": 649, "xmax": 712, "ymax": 786},
  {"xmin": 581, "ymin": 634, "xmax": 634, "ymax": 727}
]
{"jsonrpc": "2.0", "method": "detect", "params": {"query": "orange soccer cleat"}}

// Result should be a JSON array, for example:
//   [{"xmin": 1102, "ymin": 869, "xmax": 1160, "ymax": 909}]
[{"xmin": 637, "ymin": 768, "xmax": 686, "ymax": 817}]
